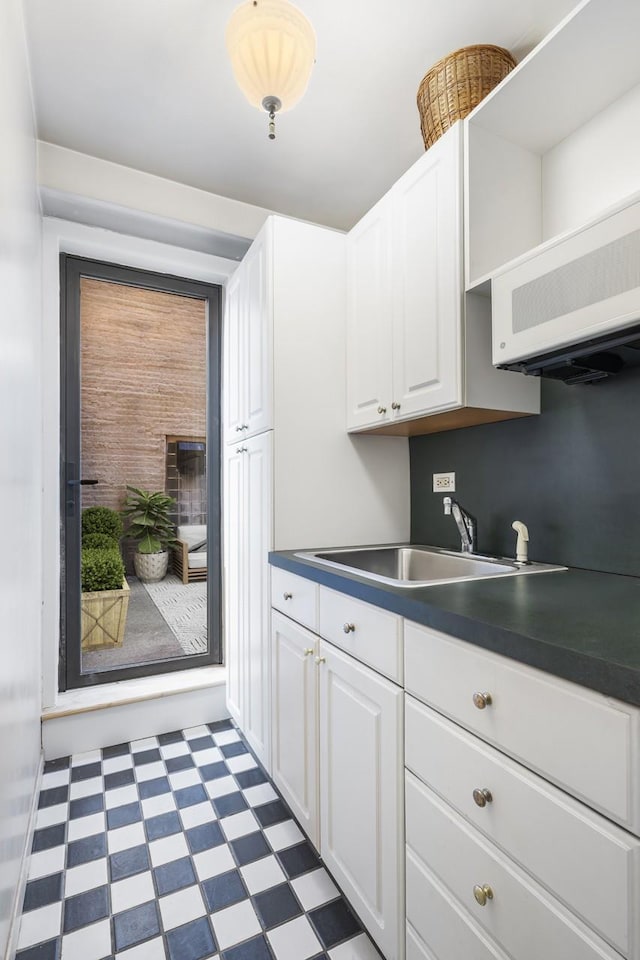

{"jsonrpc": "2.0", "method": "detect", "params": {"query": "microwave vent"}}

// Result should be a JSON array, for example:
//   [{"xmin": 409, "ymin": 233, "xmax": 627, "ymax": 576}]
[{"xmin": 512, "ymin": 228, "xmax": 640, "ymax": 335}]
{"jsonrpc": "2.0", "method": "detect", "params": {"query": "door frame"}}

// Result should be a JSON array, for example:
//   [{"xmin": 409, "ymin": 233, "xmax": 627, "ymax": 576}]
[{"xmin": 60, "ymin": 255, "xmax": 222, "ymax": 690}]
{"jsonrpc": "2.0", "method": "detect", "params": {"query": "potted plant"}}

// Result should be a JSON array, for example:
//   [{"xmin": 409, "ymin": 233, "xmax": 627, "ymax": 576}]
[
  {"xmin": 80, "ymin": 507, "xmax": 130, "ymax": 650},
  {"xmin": 82, "ymin": 505, "xmax": 124, "ymax": 543},
  {"xmin": 121, "ymin": 486, "xmax": 177, "ymax": 583}
]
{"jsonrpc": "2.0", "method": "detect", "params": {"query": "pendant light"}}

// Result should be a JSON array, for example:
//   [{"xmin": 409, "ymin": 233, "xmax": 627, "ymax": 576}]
[{"xmin": 226, "ymin": 0, "xmax": 316, "ymax": 140}]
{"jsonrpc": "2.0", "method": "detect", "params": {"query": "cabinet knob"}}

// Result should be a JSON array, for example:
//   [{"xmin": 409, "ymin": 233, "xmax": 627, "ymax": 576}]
[
  {"xmin": 473, "ymin": 691, "xmax": 492, "ymax": 710},
  {"xmin": 242, "ymin": 423, "xmax": 249, "ymax": 430},
  {"xmin": 377, "ymin": 405, "xmax": 387, "ymax": 415},
  {"xmin": 472, "ymin": 788, "xmax": 493, "ymax": 808},
  {"xmin": 314, "ymin": 656, "xmax": 326, "ymax": 665},
  {"xmin": 473, "ymin": 884, "xmax": 494, "ymax": 907},
  {"xmin": 236, "ymin": 446, "xmax": 248, "ymax": 453},
  {"xmin": 391, "ymin": 401, "xmax": 401, "ymax": 410},
  {"xmin": 235, "ymin": 425, "xmax": 243, "ymax": 432},
  {"xmin": 283, "ymin": 592, "xmax": 293, "ymax": 600},
  {"xmin": 342, "ymin": 622, "xmax": 356, "ymax": 634},
  {"xmin": 303, "ymin": 648, "xmax": 314, "ymax": 656}
]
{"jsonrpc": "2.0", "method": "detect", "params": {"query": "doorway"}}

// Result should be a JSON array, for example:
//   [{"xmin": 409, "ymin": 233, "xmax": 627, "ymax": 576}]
[{"xmin": 61, "ymin": 256, "xmax": 222, "ymax": 689}]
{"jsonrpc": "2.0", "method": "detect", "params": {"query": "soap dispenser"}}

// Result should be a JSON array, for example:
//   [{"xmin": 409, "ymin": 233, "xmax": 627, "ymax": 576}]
[{"xmin": 512, "ymin": 521, "xmax": 530, "ymax": 564}]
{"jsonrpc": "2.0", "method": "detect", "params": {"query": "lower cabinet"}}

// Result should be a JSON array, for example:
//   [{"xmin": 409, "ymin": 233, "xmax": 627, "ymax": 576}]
[
  {"xmin": 270, "ymin": 606, "xmax": 405, "ymax": 960},
  {"xmin": 319, "ymin": 640, "xmax": 404, "ymax": 960},
  {"xmin": 404, "ymin": 619, "xmax": 640, "ymax": 960},
  {"xmin": 270, "ymin": 571, "xmax": 640, "ymax": 960}
]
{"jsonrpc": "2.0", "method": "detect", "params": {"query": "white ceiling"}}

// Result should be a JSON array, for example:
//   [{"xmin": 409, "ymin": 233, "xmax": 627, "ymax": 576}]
[{"xmin": 24, "ymin": 0, "xmax": 577, "ymax": 231}]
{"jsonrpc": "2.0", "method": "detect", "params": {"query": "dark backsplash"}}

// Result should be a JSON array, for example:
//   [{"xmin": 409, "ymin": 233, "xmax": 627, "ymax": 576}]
[{"xmin": 410, "ymin": 370, "xmax": 640, "ymax": 578}]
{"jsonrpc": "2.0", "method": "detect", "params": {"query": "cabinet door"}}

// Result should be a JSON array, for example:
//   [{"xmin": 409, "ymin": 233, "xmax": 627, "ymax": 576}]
[
  {"xmin": 224, "ymin": 270, "xmax": 244, "ymax": 444},
  {"xmin": 244, "ymin": 230, "xmax": 272, "ymax": 438},
  {"xmin": 346, "ymin": 198, "xmax": 394, "ymax": 430},
  {"xmin": 271, "ymin": 611, "xmax": 319, "ymax": 847},
  {"xmin": 392, "ymin": 123, "xmax": 463, "ymax": 417},
  {"xmin": 319, "ymin": 640, "xmax": 404, "ymax": 960},
  {"xmin": 243, "ymin": 431, "xmax": 273, "ymax": 769},
  {"xmin": 224, "ymin": 443, "xmax": 245, "ymax": 725}
]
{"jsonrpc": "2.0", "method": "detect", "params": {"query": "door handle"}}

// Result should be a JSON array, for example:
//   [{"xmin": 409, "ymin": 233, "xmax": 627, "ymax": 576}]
[{"xmin": 67, "ymin": 479, "xmax": 99, "ymax": 486}]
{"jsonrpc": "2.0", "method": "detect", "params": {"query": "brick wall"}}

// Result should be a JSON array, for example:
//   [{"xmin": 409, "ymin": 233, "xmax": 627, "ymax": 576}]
[{"xmin": 80, "ymin": 278, "xmax": 207, "ymax": 515}]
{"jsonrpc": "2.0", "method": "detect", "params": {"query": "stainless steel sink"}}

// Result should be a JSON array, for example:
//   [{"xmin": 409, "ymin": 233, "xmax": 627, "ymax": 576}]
[{"xmin": 295, "ymin": 544, "xmax": 565, "ymax": 588}]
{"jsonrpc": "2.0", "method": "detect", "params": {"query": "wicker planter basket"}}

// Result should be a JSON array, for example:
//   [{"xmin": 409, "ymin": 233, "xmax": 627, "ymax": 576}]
[
  {"xmin": 81, "ymin": 578, "xmax": 130, "ymax": 650},
  {"xmin": 417, "ymin": 44, "xmax": 516, "ymax": 150}
]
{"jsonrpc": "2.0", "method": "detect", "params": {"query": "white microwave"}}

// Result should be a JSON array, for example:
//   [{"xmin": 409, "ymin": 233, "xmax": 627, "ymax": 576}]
[{"xmin": 492, "ymin": 196, "xmax": 640, "ymax": 371}]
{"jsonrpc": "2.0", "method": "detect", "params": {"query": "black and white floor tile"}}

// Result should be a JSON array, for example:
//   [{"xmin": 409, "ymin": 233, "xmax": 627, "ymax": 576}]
[{"xmin": 17, "ymin": 721, "xmax": 382, "ymax": 960}]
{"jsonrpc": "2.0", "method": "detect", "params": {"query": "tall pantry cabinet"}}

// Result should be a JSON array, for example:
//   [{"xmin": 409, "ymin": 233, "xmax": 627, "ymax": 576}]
[{"xmin": 223, "ymin": 215, "xmax": 410, "ymax": 770}]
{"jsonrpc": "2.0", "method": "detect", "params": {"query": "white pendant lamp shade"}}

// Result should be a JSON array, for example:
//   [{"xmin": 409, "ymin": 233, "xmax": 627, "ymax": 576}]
[{"xmin": 226, "ymin": 0, "xmax": 316, "ymax": 118}]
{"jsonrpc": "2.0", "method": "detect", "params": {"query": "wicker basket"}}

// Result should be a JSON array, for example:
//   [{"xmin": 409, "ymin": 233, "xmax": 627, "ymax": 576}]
[{"xmin": 417, "ymin": 44, "xmax": 516, "ymax": 150}]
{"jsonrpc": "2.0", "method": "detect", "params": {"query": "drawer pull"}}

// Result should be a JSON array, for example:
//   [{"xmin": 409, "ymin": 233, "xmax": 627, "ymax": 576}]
[
  {"xmin": 473, "ymin": 884, "xmax": 494, "ymax": 907},
  {"xmin": 473, "ymin": 691, "xmax": 492, "ymax": 710},
  {"xmin": 303, "ymin": 648, "xmax": 314, "ymax": 656},
  {"xmin": 283, "ymin": 592, "xmax": 293, "ymax": 600},
  {"xmin": 472, "ymin": 788, "xmax": 493, "ymax": 808},
  {"xmin": 343, "ymin": 622, "xmax": 356, "ymax": 634}
]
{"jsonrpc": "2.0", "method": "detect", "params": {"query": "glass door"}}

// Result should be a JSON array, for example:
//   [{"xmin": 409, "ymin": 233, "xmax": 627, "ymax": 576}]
[{"xmin": 61, "ymin": 256, "xmax": 222, "ymax": 689}]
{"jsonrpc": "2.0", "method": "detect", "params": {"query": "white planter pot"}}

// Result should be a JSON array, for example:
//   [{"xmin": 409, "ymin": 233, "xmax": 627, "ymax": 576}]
[{"xmin": 134, "ymin": 550, "xmax": 169, "ymax": 583}]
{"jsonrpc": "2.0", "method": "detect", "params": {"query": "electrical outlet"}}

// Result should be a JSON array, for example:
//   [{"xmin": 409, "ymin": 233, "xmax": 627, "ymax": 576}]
[{"xmin": 433, "ymin": 472, "xmax": 456, "ymax": 492}]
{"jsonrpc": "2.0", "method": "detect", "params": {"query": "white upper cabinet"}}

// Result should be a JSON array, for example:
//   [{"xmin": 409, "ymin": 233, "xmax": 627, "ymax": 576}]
[
  {"xmin": 347, "ymin": 123, "xmax": 538, "ymax": 435},
  {"xmin": 224, "ymin": 271, "xmax": 244, "ymax": 440},
  {"xmin": 347, "ymin": 125, "xmax": 461, "ymax": 431},
  {"xmin": 347, "ymin": 197, "xmax": 394, "ymax": 429},
  {"xmin": 465, "ymin": 0, "xmax": 640, "ymax": 291},
  {"xmin": 391, "ymin": 126, "xmax": 462, "ymax": 417},
  {"xmin": 224, "ymin": 228, "xmax": 272, "ymax": 443},
  {"xmin": 243, "ymin": 229, "xmax": 272, "ymax": 438}
]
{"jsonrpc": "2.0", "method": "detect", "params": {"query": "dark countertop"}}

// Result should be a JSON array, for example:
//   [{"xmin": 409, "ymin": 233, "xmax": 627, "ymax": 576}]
[{"xmin": 269, "ymin": 548, "xmax": 640, "ymax": 707}]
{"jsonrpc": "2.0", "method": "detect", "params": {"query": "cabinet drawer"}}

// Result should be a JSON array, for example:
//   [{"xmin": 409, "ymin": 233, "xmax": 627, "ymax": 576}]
[
  {"xmin": 319, "ymin": 587, "xmax": 403, "ymax": 682},
  {"xmin": 406, "ymin": 695, "xmax": 640, "ymax": 957},
  {"xmin": 271, "ymin": 567, "xmax": 318, "ymax": 631},
  {"xmin": 404, "ymin": 620, "xmax": 640, "ymax": 832},
  {"xmin": 406, "ymin": 848, "xmax": 509, "ymax": 960},
  {"xmin": 406, "ymin": 772, "xmax": 621, "ymax": 960}
]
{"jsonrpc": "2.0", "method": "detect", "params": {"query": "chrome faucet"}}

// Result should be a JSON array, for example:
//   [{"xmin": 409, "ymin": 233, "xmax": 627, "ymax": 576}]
[{"xmin": 443, "ymin": 496, "xmax": 477, "ymax": 554}]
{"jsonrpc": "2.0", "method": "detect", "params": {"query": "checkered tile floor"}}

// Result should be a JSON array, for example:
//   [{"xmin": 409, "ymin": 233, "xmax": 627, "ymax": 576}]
[{"xmin": 17, "ymin": 720, "xmax": 382, "ymax": 960}]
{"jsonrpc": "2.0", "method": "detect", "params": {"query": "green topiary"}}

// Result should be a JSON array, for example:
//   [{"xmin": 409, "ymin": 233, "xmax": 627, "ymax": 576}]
[
  {"xmin": 83, "ymin": 532, "xmax": 119, "ymax": 550},
  {"xmin": 81, "ymin": 547, "xmax": 125, "ymax": 593},
  {"xmin": 82, "ymin": 506, "xmax": 123, "ymax": 543}
]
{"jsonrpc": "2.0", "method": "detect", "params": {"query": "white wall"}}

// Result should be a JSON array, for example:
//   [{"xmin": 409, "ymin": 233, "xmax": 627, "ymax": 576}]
[
  {"xmin": 38, "ymin": 142, "xmax": 272, "ymax": 241},
  {"xmin": 0, "ymin": 1, "xmax": 43, "ymax": 955}
]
